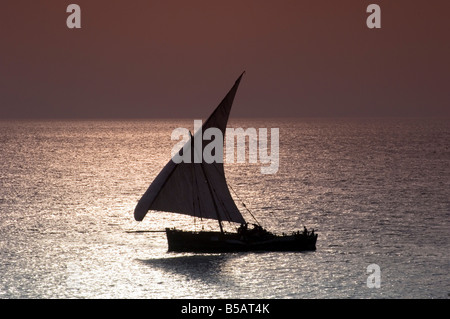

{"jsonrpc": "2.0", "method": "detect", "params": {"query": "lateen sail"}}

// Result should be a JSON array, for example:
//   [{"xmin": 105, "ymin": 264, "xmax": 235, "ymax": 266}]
[{"xmin": 134, "ymin": 72, "xmax": 246, "ymax": 224}]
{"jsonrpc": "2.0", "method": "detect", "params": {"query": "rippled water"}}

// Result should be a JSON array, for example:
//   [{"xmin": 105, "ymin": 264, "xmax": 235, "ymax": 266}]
[{"xmin": 0, "ymin": 118, "xmax": 449, "ymax": 299}]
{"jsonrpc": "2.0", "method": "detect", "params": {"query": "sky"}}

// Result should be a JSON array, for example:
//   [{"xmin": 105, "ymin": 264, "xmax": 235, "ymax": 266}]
[{"xmin": 1, "ymin": 0, "xmax": 449, "ymax": 119}]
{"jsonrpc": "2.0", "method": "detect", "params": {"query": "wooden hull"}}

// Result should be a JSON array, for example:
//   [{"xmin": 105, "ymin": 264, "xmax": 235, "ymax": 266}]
[{"xmin": 165, "ymin": 228, "xmax": 317, "ymax": 253}]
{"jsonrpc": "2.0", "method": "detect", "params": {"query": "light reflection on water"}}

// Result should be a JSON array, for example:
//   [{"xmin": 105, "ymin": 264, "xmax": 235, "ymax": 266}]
[{"xmin": 0, "ymin": 119, "xmax": 449, "ymax": 298}]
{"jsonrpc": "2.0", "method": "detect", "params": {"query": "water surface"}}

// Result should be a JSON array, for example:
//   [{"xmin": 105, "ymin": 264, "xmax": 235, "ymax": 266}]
[{"xmin": 0, "ymin": 118, "xmax": 449, "ymax": 298}]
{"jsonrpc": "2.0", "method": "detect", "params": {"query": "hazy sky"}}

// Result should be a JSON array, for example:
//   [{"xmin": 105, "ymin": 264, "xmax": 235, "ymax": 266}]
[{"xmin": 1, "ymin": 1, "xmax": 449, "ymax": 118}]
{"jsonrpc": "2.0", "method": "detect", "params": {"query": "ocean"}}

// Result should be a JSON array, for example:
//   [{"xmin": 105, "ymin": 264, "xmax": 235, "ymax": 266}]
[{"xmin": 0, "ymin": 118, "xmax": 449, "ymax": 299}]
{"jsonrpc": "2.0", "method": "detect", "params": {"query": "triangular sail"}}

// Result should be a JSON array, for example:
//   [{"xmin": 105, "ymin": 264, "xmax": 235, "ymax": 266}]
[{"xmin": 134, "ymin": 73, "xmax": 246, "ymax": 224}]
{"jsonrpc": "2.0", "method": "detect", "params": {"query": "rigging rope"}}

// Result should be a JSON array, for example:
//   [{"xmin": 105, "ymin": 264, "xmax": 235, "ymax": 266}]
[
  {"xmin": 227, "ymin": 182, "xmax": 261, "ymax": 226},
  {"xmin": 207, "ymin": 158, "xmax": 261, "ymax": 226}
]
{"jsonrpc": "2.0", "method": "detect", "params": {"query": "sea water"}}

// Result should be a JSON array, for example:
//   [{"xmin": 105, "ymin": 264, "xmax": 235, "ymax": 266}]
[{"xmin": 0, "ymin": 118, "xmax": 449, "ymax": 299}]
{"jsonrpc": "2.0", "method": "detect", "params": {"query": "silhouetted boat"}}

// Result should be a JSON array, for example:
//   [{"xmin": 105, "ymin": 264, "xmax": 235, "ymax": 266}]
[{"xmin": 134, "ymin": 72, "xmax": 317, "ymax": 252}]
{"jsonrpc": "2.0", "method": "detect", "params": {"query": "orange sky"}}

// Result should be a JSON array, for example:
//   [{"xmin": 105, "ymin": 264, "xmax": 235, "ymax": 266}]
[{"xmin": 1, "ymin": 0, "xmax": 449, "ymax": 118}]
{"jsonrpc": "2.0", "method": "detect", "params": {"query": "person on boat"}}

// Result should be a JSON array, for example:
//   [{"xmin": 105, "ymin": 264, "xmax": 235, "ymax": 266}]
[{"xmin": 237, "ymin": 222, "xmax": 248, "ymax": 235}]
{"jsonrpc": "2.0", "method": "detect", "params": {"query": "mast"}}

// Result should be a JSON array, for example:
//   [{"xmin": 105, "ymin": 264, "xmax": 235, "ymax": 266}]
[
  {"xmin": 199, "ymin": 161, "xmax": 224, "ymax": 233},
  {"xmin": 191, "ymin": 130, "xmax": 224, "ymax": 233},
  {"xmin": 190, "ymin": 132, "xmax": 202, "ymax": 221}
]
